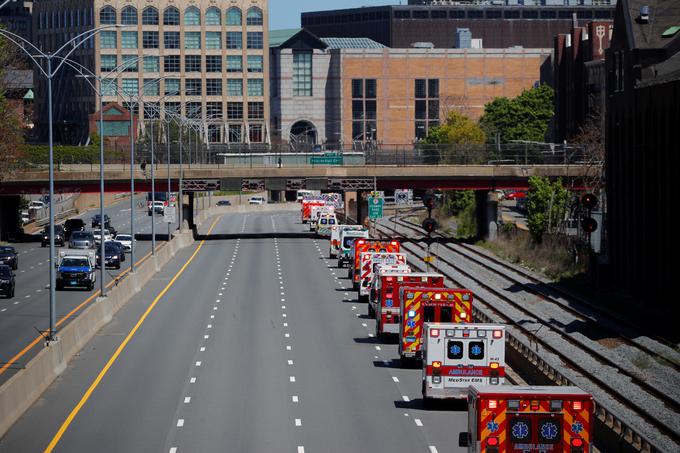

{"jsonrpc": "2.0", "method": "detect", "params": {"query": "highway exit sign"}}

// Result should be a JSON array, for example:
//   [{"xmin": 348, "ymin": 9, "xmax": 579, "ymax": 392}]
[{"xmin": 368, "ymin": 195, "xmax": 384, "ymax": 219}]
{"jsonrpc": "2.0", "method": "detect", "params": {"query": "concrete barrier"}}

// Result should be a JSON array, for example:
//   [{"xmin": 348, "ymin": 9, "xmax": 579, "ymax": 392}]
[{"xmin": 0, "ymin": 227, "xmax": 196, "ymax": 437}]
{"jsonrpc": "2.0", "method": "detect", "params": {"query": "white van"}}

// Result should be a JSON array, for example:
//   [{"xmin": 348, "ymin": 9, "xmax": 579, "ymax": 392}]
[{"xmin": 249, "ymin": 196, "xmax": 265, "ymax": 205}]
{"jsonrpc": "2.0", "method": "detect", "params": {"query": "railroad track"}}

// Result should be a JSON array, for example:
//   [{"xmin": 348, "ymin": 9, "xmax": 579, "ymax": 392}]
[{"xmin": 372, "ymin": 217, "xmax": 680, "ymax": 452}]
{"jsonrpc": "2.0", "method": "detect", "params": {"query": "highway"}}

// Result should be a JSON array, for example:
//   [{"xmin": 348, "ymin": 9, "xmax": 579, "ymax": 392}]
[
  {"xmin": 0, "ymin": 210, "xmax": 466, "ymax": 453},
  {"xmin": 0, "ymin": 194, "xmax": 180, "ymax": 384}
]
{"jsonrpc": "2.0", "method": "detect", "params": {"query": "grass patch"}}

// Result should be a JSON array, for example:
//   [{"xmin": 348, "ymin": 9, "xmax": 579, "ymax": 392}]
[{"xmin": 212, "ymin": 190, "xmax": 242, "ymax": 196}]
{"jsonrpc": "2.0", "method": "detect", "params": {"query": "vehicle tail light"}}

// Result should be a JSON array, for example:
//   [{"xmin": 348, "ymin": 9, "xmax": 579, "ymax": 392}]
[
  {"xmin": 487, "ymin": 437, "xmax": 499, "ymax": 446},
  {"xmin": 432, "ymin": 361, "xmax": 442, "ymax": 376},
  {"xmin": 531, "ymin": 400, "xmax": 540, "ymax": 410},
  {"xmin": 488, "ymin": 399, "xmax": 497, "ymax": 409},
  {"xmin": 490, "ymin": 362, "xmax": 499, "ymax": 369},
  {"xmin": 492, "ymin": 330, "xmax": 503, "ymax": 339},
  {"xmin": 391, "ymin": 241, "xmax": 398, "ymax": 246},
  {"xmin": 462, "ymin": 330, "xmax": 470, "ymax": 338},
  {"xmin": 386, "ymin": 277, "xmax": 393, "ymax": 282},
  {"xmin": 430, "ymin": 329, "xmax": 439, "ymax": 338},
  {"xmin": 572, "ymin": 401, "xmax": 583, "ymax": 411},
  {"xmin": 571, "ymin": 438, "xmax": 583, "ymax": 448}
]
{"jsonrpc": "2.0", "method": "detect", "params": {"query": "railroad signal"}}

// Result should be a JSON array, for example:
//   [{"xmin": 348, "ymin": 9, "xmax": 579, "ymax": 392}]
[
  {"xmin": 581, "ymin": 217, "xmax": 598, "ymax": 233},
  {"xmin": 423, "ymin": 191, "xmax": 436, "ymax": 211},
  {"xmin": 581, "ymin": 193, "xmax": 598, "ymax": 210},
  {"xmin": 422, "ymin": 218, "xmax": 438, "ymax": 234}
]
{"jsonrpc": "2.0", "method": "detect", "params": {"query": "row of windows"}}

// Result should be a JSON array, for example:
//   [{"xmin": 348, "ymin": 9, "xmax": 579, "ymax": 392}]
[
  {"xmin": 100, "ymin": 5, "xmax": 262, "ymax": 27},
  {"xmin": 100, "ymin": 55, "xmax": 263, "ymax": 74},
  {"xmin": 100, "ymin": 30, "xmax": 263, "ymax": 50},
  {"xmin": 301, "ymin": 8, "xmax": 612, "ymax": 25},
  {"xmin": 101, "ymin": 78, "xmax": 264, "ymax": 97},
  {"xmin": 38, "ymin": 8, "xmax": 93, "ymax": 30},
  {"xmin": 137, "ymin": 101, "xmax": 265, "ymax": 121}
]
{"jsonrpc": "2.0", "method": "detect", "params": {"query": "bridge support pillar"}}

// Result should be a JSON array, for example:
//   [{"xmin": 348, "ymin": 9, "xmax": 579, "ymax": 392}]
[
  {"xmin": 185, "ymin": 192, "xmax": 195, "ymax": 230},
  {"xmin": 0, "ymin": 196, "xmax": 21, "ymax": 241},
  {"xmin": 355, "ymin": 190, "xmax": 366, "ymax": 226},
  {"xmin": 475, "ymin": 190, "xmax": 499, "ymax": 241}
]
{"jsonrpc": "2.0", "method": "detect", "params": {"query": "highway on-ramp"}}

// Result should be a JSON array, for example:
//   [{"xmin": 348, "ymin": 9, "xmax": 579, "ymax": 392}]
[{"xmin": 0, "ymin": 211, "xmax": 467, "ymax": 453}]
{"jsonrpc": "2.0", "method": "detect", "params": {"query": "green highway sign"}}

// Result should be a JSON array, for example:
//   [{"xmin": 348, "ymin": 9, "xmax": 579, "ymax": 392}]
[
  {"xmin": 309, "ymin": 153, "xmax": 343, "ymax": 165},
  {"xmin": 368, "ymin": 195, "xmax": 384, "ymax": 219}
]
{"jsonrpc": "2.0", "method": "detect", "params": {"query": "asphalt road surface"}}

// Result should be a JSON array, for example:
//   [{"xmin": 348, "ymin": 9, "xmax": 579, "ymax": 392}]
[
  {"xmin": 0, "ymin": 194, "xmax": 181, "ymax": 384},
  {"xmin": 0, "ymin": 211, "xmax": 467, "ymax": 453}
]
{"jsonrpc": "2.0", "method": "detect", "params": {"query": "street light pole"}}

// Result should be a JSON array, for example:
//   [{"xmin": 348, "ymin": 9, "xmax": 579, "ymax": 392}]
[
  {"xmin": 150, "ymin": 120, "xmax": 156, "ymax": 254},
  {"xmin": 99, "ymin": 88, "xmax": 106, "ymax": 297},
  {"xmin": 167, "ymin": 118, "xmax": 171, "ymax": 240},
  {"xmin": 129, "ymin": 99, "xmax": 136, "ymax": 272},
  {"xmin": 46, "ymin": 59, "xmax": 56, "ymax": 339},
  {"xmin": 179, "ymin": 124, "xmax": 184, "ymax": 231}
]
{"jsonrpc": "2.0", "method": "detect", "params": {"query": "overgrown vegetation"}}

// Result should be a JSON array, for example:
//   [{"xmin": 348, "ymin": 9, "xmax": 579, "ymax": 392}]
[
  {"xmin": 438, "ymin": 191, "xmax": 476, "ymax": 239},
  {"xmin": 0, "ymin": 32, "xmax": 25, "ymax": 180},
  {"xmin": 526, "ymin": 176, "xmax": 570, "ymax": 243}
]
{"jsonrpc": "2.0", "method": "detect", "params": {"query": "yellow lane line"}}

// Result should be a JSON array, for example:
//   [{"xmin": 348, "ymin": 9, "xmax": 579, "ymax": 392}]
[
  {"xmin": 44, "ymin": 216, "xmax": 221, "ymax": 452},
  {"xmin": 0, "ymin": 249, "xmax": 155, "ymax": 377}
]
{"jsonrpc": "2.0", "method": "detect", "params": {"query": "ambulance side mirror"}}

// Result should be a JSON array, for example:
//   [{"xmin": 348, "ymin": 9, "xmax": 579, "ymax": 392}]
[{"xmin": 458, "ymin": 432, "xmax": 470, "ymax": 447}]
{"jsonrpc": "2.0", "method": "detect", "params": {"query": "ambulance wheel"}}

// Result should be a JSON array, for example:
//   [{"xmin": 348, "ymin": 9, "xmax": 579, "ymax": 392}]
[
  {"xmin": 338, "ymin": 261, "xmax": 343, "ymax": 268},
  {"xmin": 375, "ymin": 321, "xmax": 381, "ymax": 338},
  {"xmin": 353, "ymin": 282, "xmax": 359, "ymax": 291},
  {"xmin": 368, "ymin": 304, "xmax": 375, "ymax": 317}
]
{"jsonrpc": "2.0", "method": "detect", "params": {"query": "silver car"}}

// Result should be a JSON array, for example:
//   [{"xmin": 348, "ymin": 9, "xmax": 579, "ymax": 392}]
[{"xmin": 69, "ymin": 231, "xmax": 95, "ymax": 249}]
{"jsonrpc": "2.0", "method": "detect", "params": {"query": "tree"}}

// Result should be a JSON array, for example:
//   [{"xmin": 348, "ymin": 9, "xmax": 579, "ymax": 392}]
[
  {"xmin": 526, "ymin": 176, "xmax": 570, "ymax": 243},
  {"xmin": 569, "ymin": 113, "xmax": 605, "ymax": 195},
  {"xmin": 424, "ymin": 110, "xmax": 486, "ymax": 145},
  {"xmin": 0, "ymin": 33, "xmax": 25, "ymax": 180},
  {"xmin": 479, "ymin": 84, "xmax": 555, "ymax": 144}
]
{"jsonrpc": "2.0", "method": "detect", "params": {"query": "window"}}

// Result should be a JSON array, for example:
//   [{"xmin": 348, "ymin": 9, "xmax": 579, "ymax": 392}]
[
  {"xmin": 122, "ymin": 79, "xmax": 139, "ymax": 96},
  {"xmin": 121, "ymin": 31, "xmax": 138, "ymax": 49},
  {"xmin": 164, "ymin": 31, "xmax": 180, "ymax": 49},
  {"xmin": 206, "ymin": 79, "xmax": 222, "ymax": 96},
  {"xmin": 206, "ymin": 55, "xmax": 222, "ymax": 72},
  {"xmin": 185, "ymin": 7, "xmax": 200, "ymax": 25},
  {"xmin": 101, "ymin": 79, "xmax": 117, "ymax": 96},
  {"xmin": 468, "ymin": 341, "xmax": 485, "ymax": 360},
  {"xmin": 163, "ymin": 6, "xmax": 179, "ymax": 25},
  {"xmin": 247, "ymin": 55, "xmax": 263, "ymax": 73},
  {"xmin": 468, "ymin": 10, "xmax": 483, "ymax": 19},
  {"xmin": 122, "ymin": 102, "xmax": 138, "ymax": 115},
  {"xmin": 249, "ymin": 124, "xmax": 263, "ymax": 143},
  {"xmin": 185, "ymin": 31, "xmax": 201, "ymax": 49},
  {"xmin": 486, "ymin": 10, "xmax": 501, "ymax": 19},
  {"xmin": 522, "ymin": 10, "xmax": 539, "ymax": 19},
  {"xmin": 122, "ymin": 54, "xmax": 138, "ymax": 72},
  {"xmin": 450, "ymin": 10, "xmax": 465, "ymax": 19},
  {"xmin": 143, "ymin": 31, "xmax": 159, "ymax": 49},
  {"xmin": 352, "ymin": 78, "xmax": 378, "ymax": 141},
  {"xmin": 164, "ymin": 78, "xmax": 180, "ymax": 96},
  {"xmin": 206, "ymin": 31, "xmax": 221, "ymax": 49},
  {"xmin": 206, "ymin": 102, "xmax": 222, "ymax": 118},
  {"xmin": 205, "ymin": 7, "xmax": 221, "ymax": 25},
  {"xmin": 227, "ymin": 79, "xmax": 242, "ymax": 96},
  {"xmin": 248, "ymin": 102, "xmax": 263, "ymax": 119},
  {"xmin": 227, "ymin": 124, "xmax": 241, "ymax": 142},
  {"xmin": 447, "ymin": 341, "xmax": 464, "ymax": 360},
  {"xmin": 143, "ymin": 56, "xmax": 159, "ymax": 73},
  {"xmin": 227, "ymin": 102, "xmax": 243, "ymax": 120},
  {"xmin": 431, "ymin": 10, "xmax": 447, "ymax": 19},
  {"xmin": 415, "ymin": 79, "xmax": 439, "ymax": 139},
  {"xmin": 164, "ymin": 102, "xmax": 180, "ymax": 116},
  {"xmin": 100, "ymin": 6, "xmax": 116, "ymax": 25},
  {"xmin": 185, "ymin": 55, "xmax": 201, "ymax": 72},
  {"xmin": 227, "ymin": 31, "xmax": 242, "ymax": 49},
  {"xmin": 100, "ymin": 31, "xmax": 116, "ymax": 49},
  {"xmin": 247, "ymin": 31, "xmax": 263, "ymax": 49},
  {"xmin": 100, "ymin": 54, "xmax": 117, "ymax": 72},
  {"xmin": 541, "ymin": 10, "xmax": 557, "ymax": 19},
  {"xmin": 144, "ymin": 102, "xmax": 160, "ymax": 119},
  {"xmin": 186, "ymin": 102, "xmax": 202, "ymax": 119},
  {"xmin": 186, "ymin": 79, "xmax": 202, "ymax": 96},
  {"xmin": 293, "ymin": 51, "xmax": 312, "ymax": 96},
  {"xmin": 208, "ymin": 124, "xmax": 221, "ymax": 143},
  {"xmin": 247, "ymin": 79, "xmax": 263, "ymax": 96},
  {"xmin": 412, "ymin": 10, "xmax": 428, "ymax": 19},
  {"xmin": 142, "ymin": 7, "xmax": 158, "ymax": 25},
  {"xmin": 504, "ymin": 10, "xmax": 520, "ymax": 19},
  {"xmin": 394, "ymin": 10, "xmax": 410, "ymax": 19},
  {"xmin": 246, "ymin": 7, "xmax": 263, "ymax": 25},
  {"xmin": 227, "ymin": 55, "xmax": 242, "ymax": 72},
  {"xmin": 227, "ymin": 7, "xmax": 242, "ymax": 25},
  {"xmin": 144, "ymin": 79, "xmax": 160, "ymax": 96},
  {"xmin": 121, "ymin": 6, "xmax": 137, "ymax": 25},
  {"xmin": 164, "ymin": 55, "xmax": 180, "ymax": 72}
]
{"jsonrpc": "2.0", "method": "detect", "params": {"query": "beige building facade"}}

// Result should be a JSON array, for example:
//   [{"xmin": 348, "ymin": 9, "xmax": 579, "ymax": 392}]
[{"xmin": 33, "ymin": 0, "xmax": 269, "ymax": 145}]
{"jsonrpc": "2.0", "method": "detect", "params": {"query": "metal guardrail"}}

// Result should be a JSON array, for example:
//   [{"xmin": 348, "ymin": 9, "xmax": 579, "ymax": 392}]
[{"xmin": 34, "ymin": 209, "xmax": 77, "ymax": 228}]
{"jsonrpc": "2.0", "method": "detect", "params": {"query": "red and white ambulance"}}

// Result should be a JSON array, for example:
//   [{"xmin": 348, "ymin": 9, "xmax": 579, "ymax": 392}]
[
  {"xmin": 349, "ymin": 239, "xmax": 400, "ymax": 289},
  {"xmin": 369, "ymin": 272, "xmax": 445, "ymax": 337},
  {"xmin": 309, "ymin": 205, "xmax": 335, "ymax": 231},
  {"xmin": 421, "ymin": 323, "xmax": 505, "ymax": 402},
  {"xmin": 358, "ymin": 252, "xmax": 408, "ymax": 303},
  {"xmin": 459, "ymin": 385, "xmax": 594, "ymax": 453},
  {"xmin": 398, "ymin": 287, "xmax": 473, "ymax": 364},
  {"xmin": 301, "ymin": 199, "xmax": 325, "ymax": 224}
]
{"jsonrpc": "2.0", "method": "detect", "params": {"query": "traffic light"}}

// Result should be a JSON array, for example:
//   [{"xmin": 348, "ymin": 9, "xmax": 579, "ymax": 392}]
[
  {"xmin": 581, "ymin": 193, "xmax": 598, "ymax": 210},
  {"xmin": 423, "ymin": 191, "xmax": 436, "ymax": 210},
  {"xmin": 581, "ymin": 217, "xmax": 598, "ymax": 233},
  {"xmin": 422, "ymin": 218, "xmax": 438, "ymax": 234}
]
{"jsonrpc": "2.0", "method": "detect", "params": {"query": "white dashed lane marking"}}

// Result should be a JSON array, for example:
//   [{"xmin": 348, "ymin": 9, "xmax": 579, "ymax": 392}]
[{"xmin": 415, "ymin": 419, "xmax": 424, "ymax": 427}]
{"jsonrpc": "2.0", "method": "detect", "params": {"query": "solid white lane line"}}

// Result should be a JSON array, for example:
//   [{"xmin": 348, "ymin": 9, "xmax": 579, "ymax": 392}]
[
  {"xmin": 415, "ymin": 419, "xmax": 423, "ymax": 427},
  {"xmin": 170, "ymin": 448, "xmax": 177, "ymax": 453},
  {"xmin": 297, "ymin": 447, "xmax": 305, "ymax": 453},
  {"xmin": 177, "ymin": 419, "xmax": 184, "ymax": 427},
  {"xmin": 392, "ymin": 376, "xmax": 399, "ymax": 383}
]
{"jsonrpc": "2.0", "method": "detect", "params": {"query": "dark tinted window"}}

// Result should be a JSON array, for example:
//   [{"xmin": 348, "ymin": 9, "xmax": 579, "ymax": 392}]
[
  {"xmin": 504, "ymin": 11, "xmax": 520, "ymax": 19},
  {"xmin": 412, "ymin": 10, "xmax": 428, "ymax": 19},
  {"xmin": 486, "ymin": 11, "xmax": 501, "ymax": 19},
  {"xmin": 541, "ymin": 11, "xmax": 556, "ymax": 18},
  {"xmin": 394, "ymin": 10, "xmax": 410, "ymax": 19},
  {"xmin": 523, "ymin": 10, "xmax": 539, "ymax": 19},
  {"xmin": 468, "ymin": 11, "xmax": 483, "ymax": 19},
  {"xmin": 343, "ymin": 237, "xmax": 355, "ymax": 248},
  {"xmin": 447, "ymin": 340, "xmax": 463, "ymax": 360},
  {"xmin": 431, "ymin": 10, "xmax": 446, "ymax": 19},
  {"xmin": 450, "ymin": 10, "xmax": 465, "ymax": 19},
  {"xmin": 423, "ymin": 306, "xmax": 435, "ymax": 322},
  {"xmin": 440, "ymin": 306, "xmax": 453, "ymax": 322},
  {"xmin": 0, "ymin": 267, "xmax": 12, "ymax": 277},
  {"xmin": 0, "ymin": 247, "xmax": 14, "ymax": 253},
  {"xmin": 469, "ymin": 341, "xmax": 485, "ymax": 360}
]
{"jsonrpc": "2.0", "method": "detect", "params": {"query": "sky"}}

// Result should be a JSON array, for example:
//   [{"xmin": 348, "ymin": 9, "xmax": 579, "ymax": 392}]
[{"xmin": 269, "ymin": 0, "xmax": 394, "ymax": 30}]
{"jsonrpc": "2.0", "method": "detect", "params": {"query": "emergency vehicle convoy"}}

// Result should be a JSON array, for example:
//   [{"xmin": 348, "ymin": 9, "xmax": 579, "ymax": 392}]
[
  {"xmin": 330, "ymin": 225, "xmax": 366, "ymax": 259},
  {"xmin": 315, "ymin": 212, "xmax": 337, "ymax": 238},
  {"xmin": 301, "ymin": 199, "xmax": 325, "ymax": 224},
  {"xmin": 337, "ymin": 228, "xmax": 369, "ymax": 267},
  {"xmin": 459, "ymin": 385, "xmax": 594, "ymax": 452},
  {"xmin": 422, "ymin": 323, "xmax": 505, "ymax": 402},
  {"xmin": 370, "ymin": 272, "xmax": 445, "ymax": 336},
  {"xmin": 349, "ymin": 239, "xmax": 401, "ymax": 289},
  {"xmin": 358, "ymin": 252, "xmax": 408, "ymax": 302},
  {"xmin": 399, "ymin": 287, "xmax": 473, "ymax": 363}
]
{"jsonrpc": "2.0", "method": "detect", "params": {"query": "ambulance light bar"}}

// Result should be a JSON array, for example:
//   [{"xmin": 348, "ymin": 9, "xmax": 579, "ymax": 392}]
[
  {"xmin": 572, "ymin": 401, "xmax": 583, "ymax": 411},
  {"xmin": 460, "ymin": 312, "xmax": 467, "ymax": 319},
  {"xmin": 550, "ymin": 400, "xmax": 563, "ymax": 411},
  {"xmin": 462, "ymin": 330, "xmax": 470, "ymax": 337},
  {"xmin": 446, "ymin": 329, "xmax": 455, "ymax": 337},
  {"xmin": 448, "ymin": 294, "xmax": 455, "ymax": 300},
  {"xmin": 391, "ymin": 241, "xmax": 398, "ymax": 246},
  {"xmin": 386, "ymin": 277, "xmax": 393, "ymax": 282},
  {"xmin": 406, "ymin": 292, "xmax": 414, "ymax": 299},
  {"xmin": 488, "ymin": 399, "xmax": 498, "ymax": 409},
  {"xmin": 408, "ymin": 310, "xmax": 416, "ymax": 318},
  {"xmin": 462, "ymin": 293, "xmax": 470, "ymax": 301},
  {"xmin": 477, "ymin": 330, "xmax": 486, "ymax": 338},
  {"xmin": 432, "ymin": 361, "xmax": 441, "ymax": 368},
  {"xmin": 358, "ymin": 240, "xmax": 365, "ymax": 245},
  {"xmin": 434, "ymin": 293, "xmax": 441, "ymax": 300},
  {"xmin": 430, "ymin": 329, "xmax": 439, "ymax": 338},
  {"xmin": 492, "ymin": 330, "xmax": 503, "ymax": 339},
  {"xmin": 508, "ymin": 400, "xmax": 520, "ymax": 410},
  {"xmin": 398, "ymin": 276, "xmax": 404, "ymax": 281}
]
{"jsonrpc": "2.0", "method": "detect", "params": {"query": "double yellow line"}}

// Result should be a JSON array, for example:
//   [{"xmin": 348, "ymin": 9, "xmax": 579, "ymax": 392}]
[
  {"xmin": 44, "ymin": 216, "xmax": 221, "ymax": 452},
  {"xmin": 0, "ymin": 249, "xmax": 155, "ymax": 378}
]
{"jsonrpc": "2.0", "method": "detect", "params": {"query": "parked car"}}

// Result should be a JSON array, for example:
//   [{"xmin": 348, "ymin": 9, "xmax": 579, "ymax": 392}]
[
  {"xmin": 0, "ymin": 246, "xmax": 18, "ymax": 270},
  {"xmin": 95, "ymin": 242, "xmax": 122, "ymax": 269},
  {"xmin": 0, "ymin": 265, "xmax": 16, "ymax": 298},
  {"xmin": 69, "ymin": 231, "xmax": 95, "ymax": 249},
  {"xmin": 248, "ymin": 196, "xmax": 265, "ymax": 205},
  {"xmin": 505, "ymin": 191, "xmax": 527, "ymax": 200},
  {"xmin": 63, "ymin": 218, "xmax": 86, "ymax": 240},
  {"xmin": 28, "ymin": 200, "xmax": 45, "ymax": 210},
  {"xmin": 216, "ymin": 200, "xmax": 231, "ymax": 206},
  {"xmin": 91, "ymin": 214, "xmax": 111, "ymax": 228},
  {"xmin": 41, "ymin": 225, "xmax": 65, "ymax": 247},
  {"xmin": 93, "ymin": 229, "xmax": 112, "ymax": 244},
  {"xmin": 114, "ymin": 234, "xmax": 134, "ymax": 252},
  {"xmin": 20, "ymin": 210, "xmax": 30, "ymax": 225},
  {"xmin": 149, "ymin": 201, "xmax": 165, "ymax": 215}
]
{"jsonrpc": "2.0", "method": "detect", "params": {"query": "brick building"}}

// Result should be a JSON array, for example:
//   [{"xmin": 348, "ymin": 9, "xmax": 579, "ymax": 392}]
[{"xmin": 270, "ymin": 29, "xmax": 551, "ymax": 147}]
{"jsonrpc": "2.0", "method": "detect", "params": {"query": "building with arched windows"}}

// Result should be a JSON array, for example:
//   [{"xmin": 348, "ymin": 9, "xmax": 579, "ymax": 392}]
[{"xmin": 32, "ymin": 0, "xmax": 269, "ymax": 146}]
